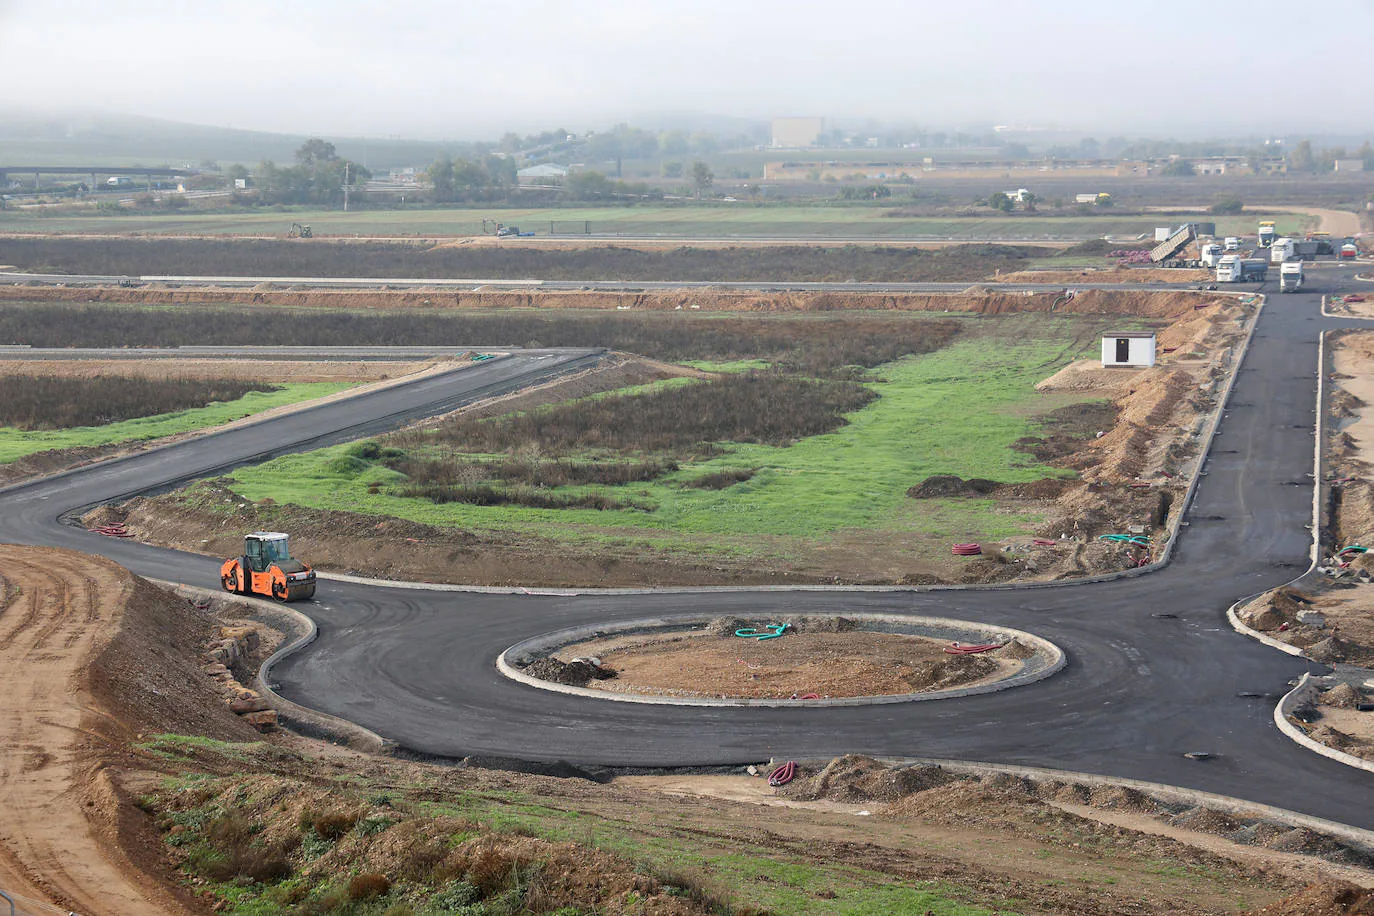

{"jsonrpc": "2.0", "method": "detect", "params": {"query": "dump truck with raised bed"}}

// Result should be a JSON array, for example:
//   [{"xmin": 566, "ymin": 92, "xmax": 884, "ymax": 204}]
[
  {"xmin": 221, "ymin": 532, "xmax": 316, "ymax": 601},
  {"xmin": 1149, "ymin": 223, "xmax": 1197, "ymax": 263}
]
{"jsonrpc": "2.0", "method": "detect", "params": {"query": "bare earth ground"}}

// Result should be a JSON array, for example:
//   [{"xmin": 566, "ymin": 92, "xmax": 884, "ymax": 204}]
[
  {"xmin": 0, "ymin": 358, "xmax": 467, "ymax": 489},
  {"xmin": 996, "ymin": 266, "xmax": 1213, "ymax": 284},
  {"xmin": 0, "ymin": 544, "xmax": 1370, "ymax": 914},
  {"xmin": 1236, "ymin": 329, "xmax": 1374, "ymax": 759},
  {"xmin": 0, "ymin": 545, "xmax": 205, "ymax": 915},
  {"xmin": 88, "ymin": 291, "xmax": 1255, "ymax": 589},
  {"xmin": 550, "ymin": 626, "xmax": 1017, "ymax": 699},
  {"xmin": 0, "ymin": 279, "xmax": 1239, "ymax": 316}
]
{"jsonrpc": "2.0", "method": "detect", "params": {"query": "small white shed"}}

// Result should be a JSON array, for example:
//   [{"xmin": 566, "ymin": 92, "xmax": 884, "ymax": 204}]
[{"xmin": 1101, "ymin": 332, "xmax": 1156, "ymax": 368}]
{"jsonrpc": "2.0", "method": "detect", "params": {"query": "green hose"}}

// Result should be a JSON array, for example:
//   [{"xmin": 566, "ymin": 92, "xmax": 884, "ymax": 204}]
[{"xmin": 736, "ymin": 623, "xmax": 789, "ymax": 641}]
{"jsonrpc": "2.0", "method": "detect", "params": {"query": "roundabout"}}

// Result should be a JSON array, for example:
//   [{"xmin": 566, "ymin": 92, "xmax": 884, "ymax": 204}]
[{"xmin": 498, "ymin": 612, "xmax": 1064, "ymax": 706}]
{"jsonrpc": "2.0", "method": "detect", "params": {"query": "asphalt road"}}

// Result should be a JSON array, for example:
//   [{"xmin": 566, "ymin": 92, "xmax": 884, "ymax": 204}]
[{"xmin": 0, "ymin": 273, "xmax": 1371, "ymax": 829}]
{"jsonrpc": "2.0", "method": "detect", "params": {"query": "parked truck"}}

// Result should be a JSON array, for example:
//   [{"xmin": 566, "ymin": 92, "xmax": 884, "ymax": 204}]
[
  {"xmin": 1257, "ymin": 221, "xmax": 1276, "ymax": 248},
  {"xmin": 1224, "ymin": 236, "xmax": 1241, "ymax": 251},
  {"xmin": 1270, "ymin": 237, "xmax": 1295, "ymax": 264},
  {"xmin": 1199, "ymin": 243, "xmax": 1223, "ymax": 268},
  {"xmin": 1280, "ymin": 260, "xmax": 1304, "ymax": 293},
  {"xmin": 1342, "ymin": 243, "xmax": 1360, "ymax": 260}
]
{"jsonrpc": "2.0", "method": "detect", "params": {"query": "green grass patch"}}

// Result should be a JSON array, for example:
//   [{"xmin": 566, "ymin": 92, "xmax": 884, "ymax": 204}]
[
  {"xmin": 681, "ymin": 358, "xmax": 773, "ymax": 373},
  {"xmin": 0, "ymin": 381, "xmax": 351, "ymax": 463},
  {"xmin": 221, "ymin": 315, "xmax": 1123, "ymax": 556}
]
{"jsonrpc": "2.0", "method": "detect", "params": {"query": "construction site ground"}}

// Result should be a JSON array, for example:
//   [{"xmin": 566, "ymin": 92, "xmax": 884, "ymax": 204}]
[
  {"xmin": 0, "ymin": 357, "xmax": 465, "ymax": 488},
  {"xmin": 1, "ymin": 542, "xmax": 1370, "ymax": 916},
  {"xmin": 96, "ymin": 290, "xmax": 1255, "ymax": 588},
  {"xmin": 546, "ymin": 623, "xmax": 1023, "ymax": 699}
]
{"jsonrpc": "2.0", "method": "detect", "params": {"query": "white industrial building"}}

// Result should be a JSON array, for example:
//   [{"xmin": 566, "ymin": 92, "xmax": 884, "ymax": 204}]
[
  {"xmin": 516, "ymin": 164, "xmax": 569, "ymax": 184},
  {"xmin": 1101, "ymin": 332, "xmax": 1156, "ymax": 368}
]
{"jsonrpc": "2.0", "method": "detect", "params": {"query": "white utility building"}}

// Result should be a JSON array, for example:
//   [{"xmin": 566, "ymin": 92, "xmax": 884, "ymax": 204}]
[{"xmin": 1101, "ymin": 332, "xmax": 1156, "ymax": 368}]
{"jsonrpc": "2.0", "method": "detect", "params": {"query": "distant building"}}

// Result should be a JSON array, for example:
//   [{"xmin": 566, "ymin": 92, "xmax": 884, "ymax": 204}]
[
  {"xmin": 517, "ymin": 164, "xmax": 569, "ymax": 184},
  {"xmin": 771, "ymin": 117, "xmax": 824, "ymax": 148},
  {"xmin": 1101, "ymin": 332, "xmax": 1156, "ymax": 369},
  {"xmin": 1334, "ymin": 159, "xmax": 1366, "ymax": 173}
]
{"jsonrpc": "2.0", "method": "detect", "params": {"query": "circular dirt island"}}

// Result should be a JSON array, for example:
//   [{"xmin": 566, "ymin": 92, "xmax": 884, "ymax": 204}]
[{"xmin": 500, "ymin": 614, "xmax": 1064, "ymax": 707}]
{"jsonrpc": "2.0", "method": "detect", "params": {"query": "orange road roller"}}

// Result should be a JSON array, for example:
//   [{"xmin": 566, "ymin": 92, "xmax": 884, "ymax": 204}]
[{"xmin": 220, "ymin": 531, "xmax": 316, "ymax": 601}]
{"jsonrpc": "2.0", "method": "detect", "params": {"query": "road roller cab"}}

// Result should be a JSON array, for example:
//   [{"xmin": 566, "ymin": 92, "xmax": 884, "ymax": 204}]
[{"xmin": 220, "ymin": 532, "xmax": 316, "ymax": 601}]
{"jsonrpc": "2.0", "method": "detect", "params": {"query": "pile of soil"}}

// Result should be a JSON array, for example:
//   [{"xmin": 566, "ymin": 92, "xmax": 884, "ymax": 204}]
[
  {"xmin": 991, "ymin": 638, "xmax": 1036, "ymax": 660},
  {"xmin": 907, "ymin": 475, "xmax": 999, "ymax": 498},
  {"xmin": 1307, "ymin": 635, "xmax": 1354, "ymax": 663},
  {"xmin": 778, "ymin": 755, "xmax": 956, "ymax": 803},
  {"xmin": 520, "ymin": 657, "xmax": 617, "ymax": 688},
  {"xmin": 1319, "ymin": 683, "xmax": 1365, "ymax": 709}
]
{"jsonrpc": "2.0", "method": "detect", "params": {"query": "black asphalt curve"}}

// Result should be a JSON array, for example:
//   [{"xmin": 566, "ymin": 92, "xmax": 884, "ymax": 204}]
[{"xmin": 1, "ymin": 281, "xmax": 1371, "ymax": 831}]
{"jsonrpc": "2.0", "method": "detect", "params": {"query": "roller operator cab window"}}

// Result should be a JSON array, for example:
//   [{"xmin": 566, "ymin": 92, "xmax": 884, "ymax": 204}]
[{"xmin": 246, "ymin": 537, "xmax": 291, "ymax": 571}]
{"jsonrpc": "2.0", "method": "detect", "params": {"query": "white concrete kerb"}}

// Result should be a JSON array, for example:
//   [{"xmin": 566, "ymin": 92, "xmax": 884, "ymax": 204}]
[
  {"xmin": 1274, "ymin": 672, "xmax": 1374, "ymax": 775},
  {"xmin": 497, "ymin": 612, "xmax": 1065, "ymax": 708}
]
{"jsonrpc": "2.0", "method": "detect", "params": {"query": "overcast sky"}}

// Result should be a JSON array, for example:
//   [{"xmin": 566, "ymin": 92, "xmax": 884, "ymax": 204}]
[{"xmin": 2, "ymin": 0, "xmax": 1371, "ymax": 140}]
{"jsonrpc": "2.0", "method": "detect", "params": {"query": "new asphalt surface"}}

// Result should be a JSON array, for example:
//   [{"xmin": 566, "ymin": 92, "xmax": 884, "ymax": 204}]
[{"xmin": 0, "ymin": 274, "xmax": 1372, "ymax": 830}]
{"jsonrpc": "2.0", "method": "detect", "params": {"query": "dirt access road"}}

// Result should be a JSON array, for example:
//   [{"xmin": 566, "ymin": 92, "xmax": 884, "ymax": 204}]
[{"xmin": 0, "ymin": 546, "xmax": 190, "ymax": 916}]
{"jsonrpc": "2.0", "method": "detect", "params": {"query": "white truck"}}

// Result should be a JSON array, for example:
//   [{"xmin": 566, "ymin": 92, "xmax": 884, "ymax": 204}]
[
  {"xmin": 1217, "ymin": 255, "xmax": 1269, "ymax": 283},
  {"xmin": 1224, "ymin": 236, "xmax": 1241, "ymax": 251},
  {"xmin": 1279, "ymin": 260, "xmax": 1304, "ymax": 293},
  {"xmin": 1199, "ymin": 243, "xmax": 1223, "ymax": 268},
  {"xmin": 1270, "ymin": 237, "xmax": 1295, "ymax": 264},
  {"xmin": 1257, "ymin": 221, "xmax": 1277, "ymax": 248}
]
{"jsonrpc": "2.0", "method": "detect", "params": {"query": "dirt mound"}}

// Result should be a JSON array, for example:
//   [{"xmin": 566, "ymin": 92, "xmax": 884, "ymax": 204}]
[
  {"xmin": 781, "ymin": 616, "xmax": 857, "ymax": 633},
  {"xmin": 883, "ymin": 776, "xmax": 1036, "ymax": 823},
  {"xmin": 991, "ymin": 638, "xmax": 1036, "ymax": 660},
  {"xmin": 90, "ymin": 576, "xmax": 262, "ymax": 743},
  {"xmin": 706, "ymin": 617, "xmax": 753, "ymax": 637},
  {"xmin": 1245, "ymin": 881, "xmax": 1374, "ymax": 916},
  {"xmin": 779, "ymin": 755, "xmax": 956, "ymax": 803},
  {"xmin": 907, "ymin": 475, "xmax": 999, "ymax": 498},
  {"xmin": 521, "ymin": 657, "xmax": 616, "ymax": 687},
  {"xmin": 1307, "ymin": 635, "xmax": 1353, "ymax": 663},
  {"xmin": 1036, "ymin": 359, "xmax": 1142, "ymax": 393},
  {"xmin": 1087, "ymin": 785, "xmax": 1160, "ymax": 814},
  {"xmin": 1336, "ymin": 481, "xmax": 1374, "ymax": 546},
  {"xmin": 1168, "ymin": 806, "xmax": 1241, "ymax": 834},
  {"xmin": 1319, "ymin": 682, "xmax": 1364, "ymax": 709}
]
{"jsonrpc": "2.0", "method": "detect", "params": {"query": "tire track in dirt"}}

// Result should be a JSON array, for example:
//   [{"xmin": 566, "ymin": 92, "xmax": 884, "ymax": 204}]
[{"xmin": 0, "ymin": 546, "xmax": 190, "ymax": 916}]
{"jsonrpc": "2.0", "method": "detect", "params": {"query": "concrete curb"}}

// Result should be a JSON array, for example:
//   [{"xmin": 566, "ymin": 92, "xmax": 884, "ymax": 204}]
[
  {"xmin": 496, "ymin": 612, "xmax": 1065, "ymax": 708},
  {"xmin": 1273, "ymin": 673, "xmax": 1374, "ymax": 775},
  {"xmin": 157, "ymin": 580, "xmax": 390, "ymax": 754},
  {"xmin": 864, "ymin": 755, "xmax": 1374, "ymax": 848},
  {"xmin": 315, "ymin": 292, "xmax": 1263, "ymax": 597}
]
